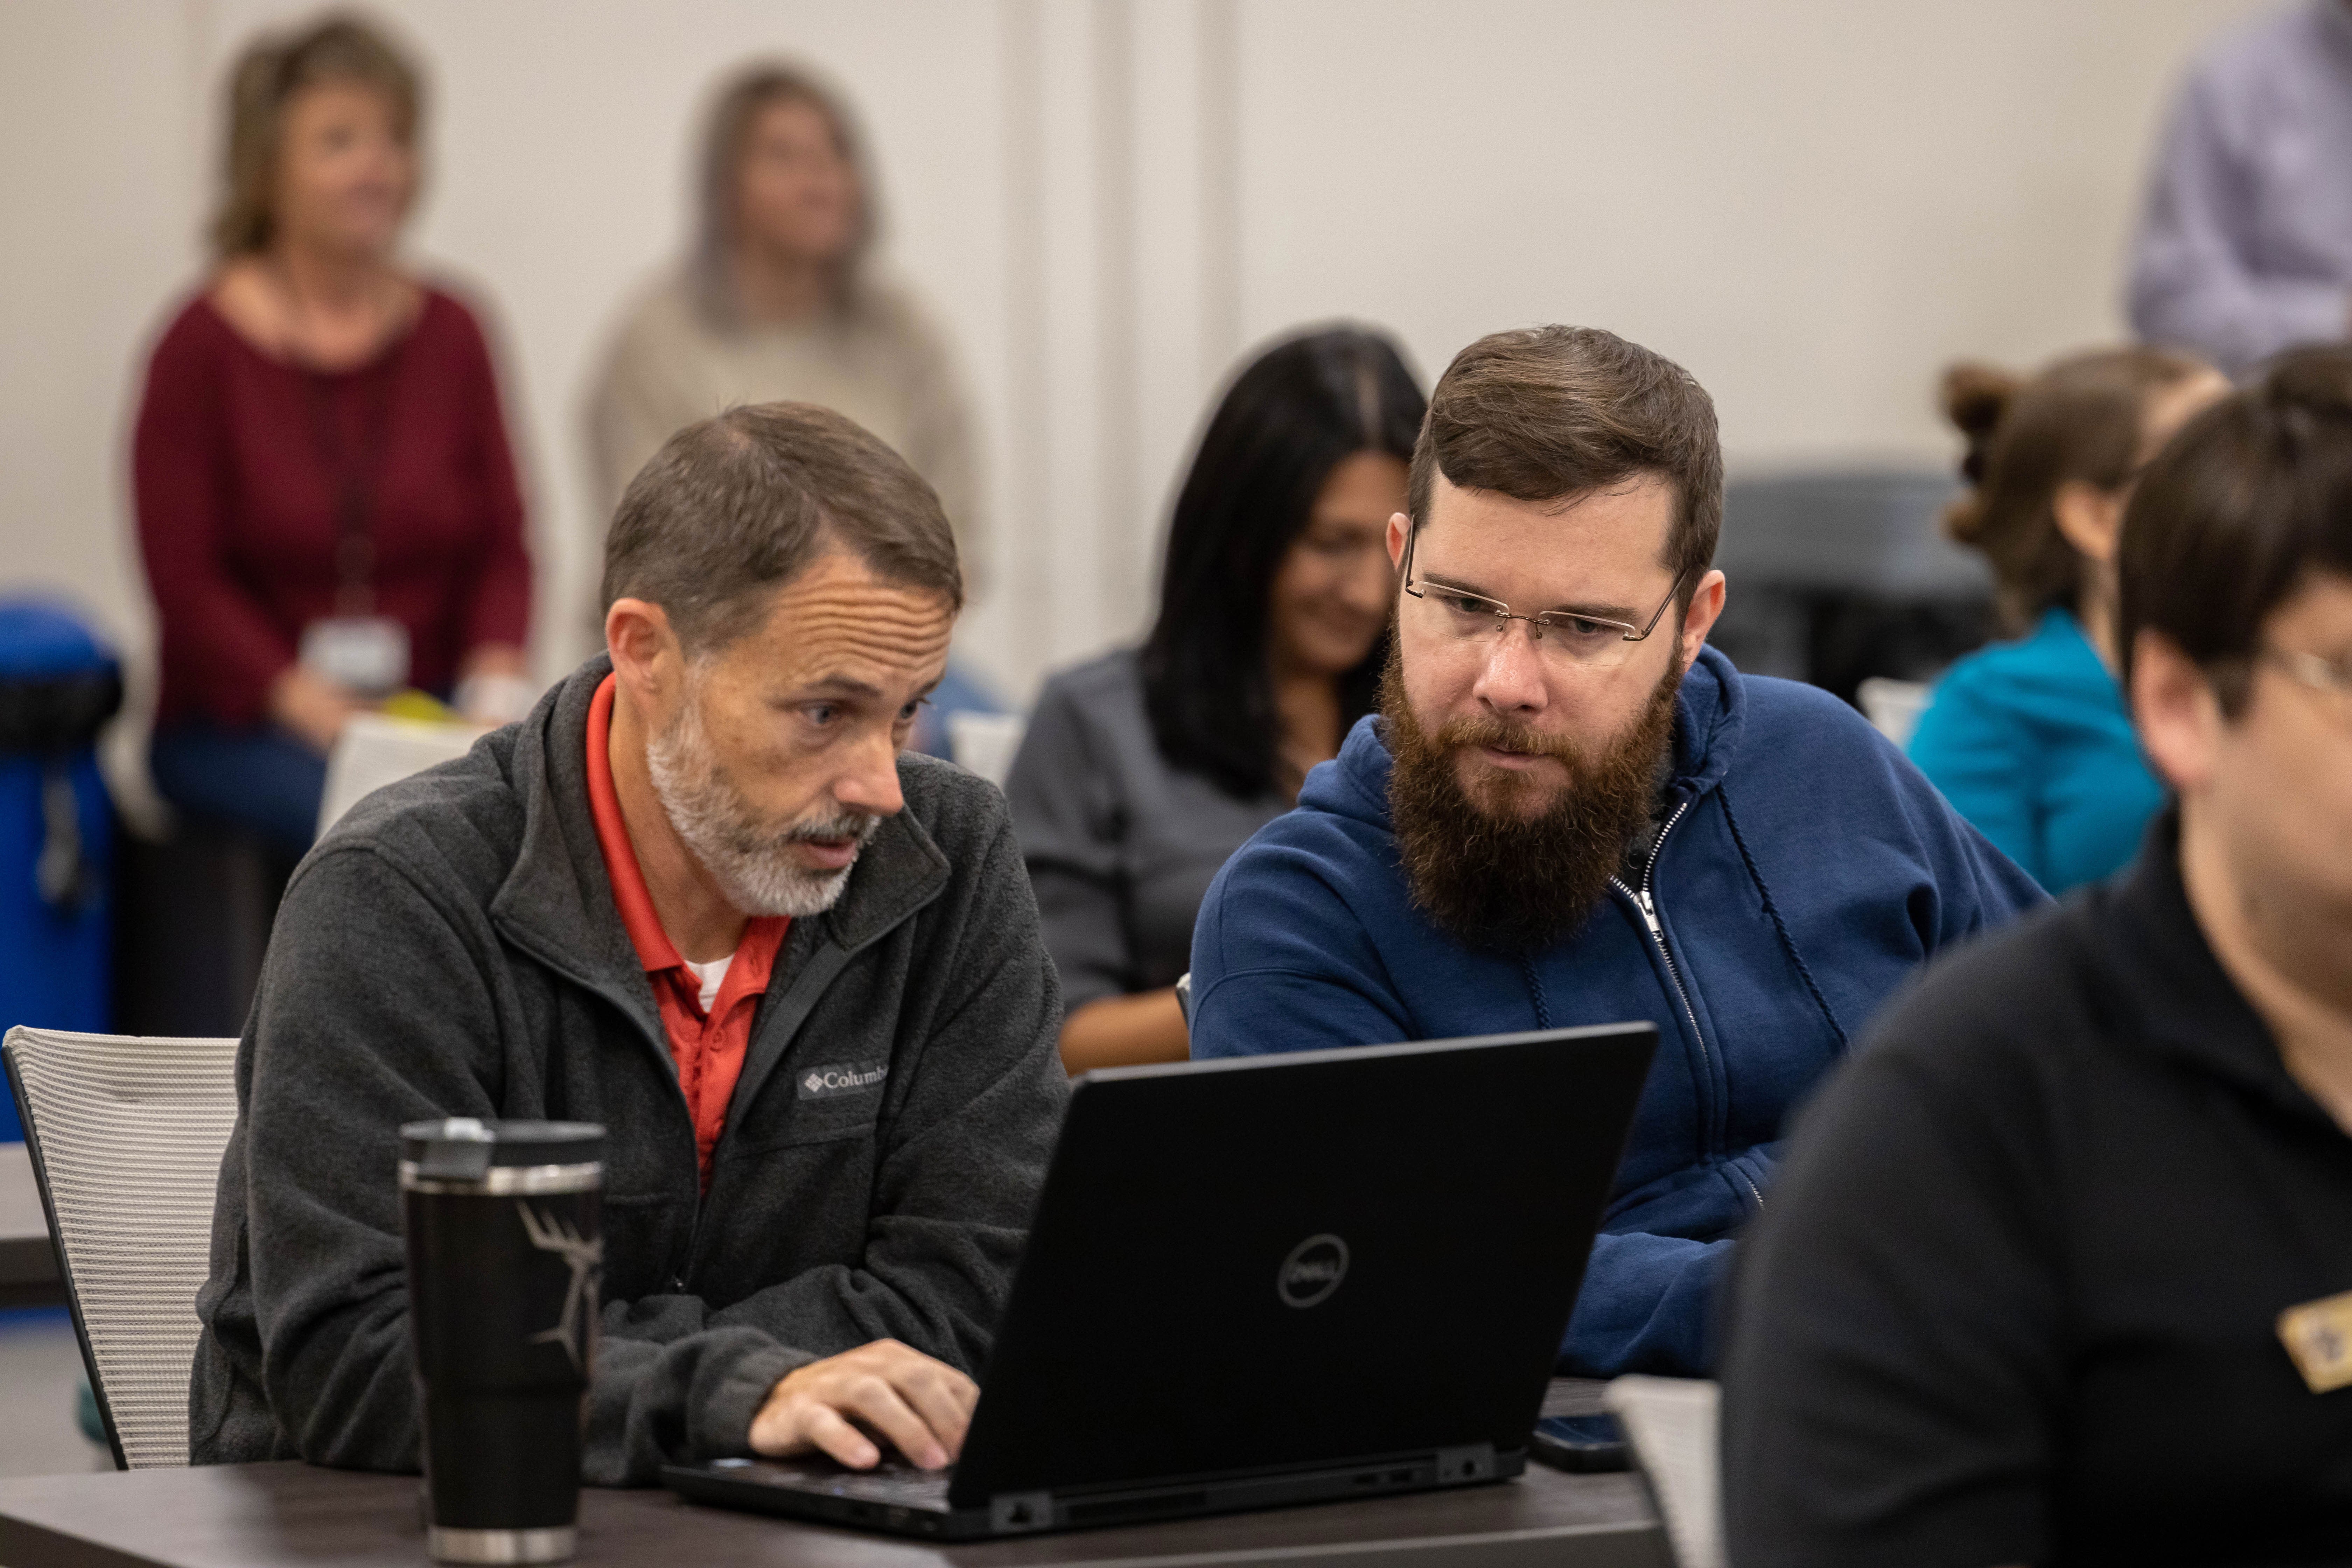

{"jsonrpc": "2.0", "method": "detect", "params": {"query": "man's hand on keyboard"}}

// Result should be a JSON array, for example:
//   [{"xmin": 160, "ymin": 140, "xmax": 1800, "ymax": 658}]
[{"xmin": 747, "ymin": 1339, "xmax": 979, "ymax": 1471}]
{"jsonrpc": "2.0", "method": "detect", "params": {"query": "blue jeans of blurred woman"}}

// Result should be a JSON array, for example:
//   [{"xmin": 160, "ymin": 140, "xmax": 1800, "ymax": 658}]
[{"xmin": 148, "ymin": 723, "xmax": 327, "ymax": 856}]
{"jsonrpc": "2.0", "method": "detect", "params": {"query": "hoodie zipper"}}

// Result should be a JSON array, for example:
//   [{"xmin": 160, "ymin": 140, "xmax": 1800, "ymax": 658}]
[
  {"xmin": 1606, "ymin": 799, "xmax": 1762, "ymax": 1211},
  {"xmin": 1610, "ymin": 798, "xmax": 1702, "ymax": 1073}
]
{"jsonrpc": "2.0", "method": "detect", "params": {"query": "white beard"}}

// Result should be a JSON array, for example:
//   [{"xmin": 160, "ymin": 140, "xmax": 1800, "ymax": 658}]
[{"xmin": 645, "ymin": 692, "xmax": 880, "ymax": 918}]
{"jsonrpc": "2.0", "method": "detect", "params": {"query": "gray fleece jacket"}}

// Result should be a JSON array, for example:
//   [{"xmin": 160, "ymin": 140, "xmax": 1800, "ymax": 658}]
[{"xmin": 189, "ymin": 657, "xmax": 1069, "ymax": 1484}]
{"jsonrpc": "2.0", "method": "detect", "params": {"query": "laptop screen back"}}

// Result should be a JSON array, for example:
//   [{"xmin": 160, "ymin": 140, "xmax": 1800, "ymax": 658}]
[{"xmin": 950, "ymin": 1023, "xmax": 1657, "ymax": 1505}]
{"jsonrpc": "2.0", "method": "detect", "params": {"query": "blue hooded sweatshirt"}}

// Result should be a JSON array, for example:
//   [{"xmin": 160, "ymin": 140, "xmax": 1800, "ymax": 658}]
[{"xmin": 1189, "ymin": 646, "xmax": 2046, "ymax": 1377}]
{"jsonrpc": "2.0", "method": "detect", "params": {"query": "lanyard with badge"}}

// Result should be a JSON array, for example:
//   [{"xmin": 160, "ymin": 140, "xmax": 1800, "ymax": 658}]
[{"xmin": 295, "ymin": 350, "xmax": 411, "ymax": 697}]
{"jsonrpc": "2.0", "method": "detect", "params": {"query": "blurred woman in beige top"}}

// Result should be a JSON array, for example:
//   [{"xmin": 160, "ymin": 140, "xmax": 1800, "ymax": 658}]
[{"xmin": 585, "ymin": 62, "xmax": 983, "ymax": 578}]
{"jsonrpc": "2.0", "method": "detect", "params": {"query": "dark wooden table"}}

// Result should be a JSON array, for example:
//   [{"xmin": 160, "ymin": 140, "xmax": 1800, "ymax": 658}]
[
  {"xmin": 0, "ymin": 1386, "xmax": 1664, "ymax": 1568},
  {"xmin": 0, "ymin": 1143, "xmax": 65, "ymax": 1310}
]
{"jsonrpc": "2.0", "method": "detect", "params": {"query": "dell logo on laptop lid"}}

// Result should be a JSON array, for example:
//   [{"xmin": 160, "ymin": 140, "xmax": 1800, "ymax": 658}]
[{"xmin": 1277, "ymin": 1233, "xmax": 1349, "ymax": 1308}]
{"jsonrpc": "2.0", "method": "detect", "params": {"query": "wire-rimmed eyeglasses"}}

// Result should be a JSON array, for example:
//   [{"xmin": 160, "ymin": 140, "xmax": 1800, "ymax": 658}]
[
  {"xmin": 2262, "ymin": 645, "xmax": 2352, "ymax": 717},
  {"xmin": 1399, "ymin": 517, "xmax": 1684, "ymax": 670}
]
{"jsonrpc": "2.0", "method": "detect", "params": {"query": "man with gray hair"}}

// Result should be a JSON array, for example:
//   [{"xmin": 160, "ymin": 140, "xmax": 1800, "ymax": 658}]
[{"xmin": 191, "ymin": 404, "xmax": 1068, "ymax": 1485}]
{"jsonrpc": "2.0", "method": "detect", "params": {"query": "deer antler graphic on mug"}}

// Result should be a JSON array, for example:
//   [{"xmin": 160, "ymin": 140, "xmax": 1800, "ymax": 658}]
[{"xmin": 518, "ymin": 1204, "xmax": 604, "ymax": 1371}]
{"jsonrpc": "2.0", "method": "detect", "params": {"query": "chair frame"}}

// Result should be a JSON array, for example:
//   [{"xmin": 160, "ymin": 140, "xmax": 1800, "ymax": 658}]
[
  {"xmin": 5, "ymin": 1042, "xmax": 130, "ymax": 1468},
  {"xmin": 3, "ymin": 1027, "xmax": 240, "ymax": 1470}
]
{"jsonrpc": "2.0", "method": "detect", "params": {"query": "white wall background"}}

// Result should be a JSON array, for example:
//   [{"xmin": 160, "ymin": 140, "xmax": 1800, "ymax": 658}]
[{"xmin": 0, "ymin": 0, "xmax": 2272, "ymax": 730}]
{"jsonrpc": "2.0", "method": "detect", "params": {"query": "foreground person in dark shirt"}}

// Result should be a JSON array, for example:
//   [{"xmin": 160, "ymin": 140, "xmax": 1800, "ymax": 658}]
[{"xmin": 1722, "ymin": 346, "xmax": 2352, "ymax": 1565}]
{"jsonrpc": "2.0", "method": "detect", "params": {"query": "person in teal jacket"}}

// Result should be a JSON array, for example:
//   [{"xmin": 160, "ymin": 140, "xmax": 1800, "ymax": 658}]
[{"xmin": 1909, "ymin": 349, "xmax": 2227, "ymax": 892}]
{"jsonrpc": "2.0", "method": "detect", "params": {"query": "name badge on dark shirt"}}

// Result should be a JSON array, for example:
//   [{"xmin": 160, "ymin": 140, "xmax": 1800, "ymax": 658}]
[
  {"xmin": 2277, "ymin": 1290, "xmax": 2352, "ymax": 1392},
  {"xmin": 798, "ymin": 1061, "xmax": 888, "ymax": 1100},
  {"xmin": 300, "ymin": 616, "xmax": 409, "ymax": 697}
]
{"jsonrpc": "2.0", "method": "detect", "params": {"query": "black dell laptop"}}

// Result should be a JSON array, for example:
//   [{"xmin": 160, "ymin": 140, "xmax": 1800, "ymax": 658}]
[{"xmin": 664, "ymin": 1022, "xmax": 1656, "ymax": 1540}]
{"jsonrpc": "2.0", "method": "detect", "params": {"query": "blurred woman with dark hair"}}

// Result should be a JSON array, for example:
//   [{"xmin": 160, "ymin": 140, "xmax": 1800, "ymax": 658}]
[
  {"xmin": 1907, "ymin": 348, "xmax": 2227, "ymax": 892},
  {"xmin": 1007, "ymin": 327, "xmax": 1425, "ymax": 1073},
  {"xmin": 584, "ymin": 59, "xmax": 990, "ymax": 749},
  {"xmin": 132, "ymin": 11, "xmax": 534, "ymax": 854}
]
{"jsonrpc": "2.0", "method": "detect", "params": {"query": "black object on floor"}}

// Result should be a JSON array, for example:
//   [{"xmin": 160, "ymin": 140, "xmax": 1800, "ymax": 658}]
[
  {"xmin": 111, "ymin": 818, "xmax": 297, "ymax": 1039},
  {"xmin": 1708, "ymin": 468, "xmax": 1996, "ymax": 706}
]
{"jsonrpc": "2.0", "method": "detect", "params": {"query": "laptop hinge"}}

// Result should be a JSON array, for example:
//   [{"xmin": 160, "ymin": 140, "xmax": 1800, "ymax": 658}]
[
  {"xmin": 1437, "ymin": 1443, "xmax": 1497, "ymax": 1483},
  {"xmin": 988, "ymin": 1490, "xmax": 1054, "ymax": 1532}
]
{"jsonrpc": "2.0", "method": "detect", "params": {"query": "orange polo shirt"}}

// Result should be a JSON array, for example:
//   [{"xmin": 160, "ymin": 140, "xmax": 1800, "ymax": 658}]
[{"xmin": 585, "ymin": 674, "xmax": 789, "ymax": 1188}]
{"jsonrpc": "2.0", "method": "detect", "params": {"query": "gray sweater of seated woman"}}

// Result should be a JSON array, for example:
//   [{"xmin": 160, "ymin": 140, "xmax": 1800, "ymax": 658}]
[{"xmin": 1006, "ymin": 649, "xmax": 1290, "ymax": 1011}]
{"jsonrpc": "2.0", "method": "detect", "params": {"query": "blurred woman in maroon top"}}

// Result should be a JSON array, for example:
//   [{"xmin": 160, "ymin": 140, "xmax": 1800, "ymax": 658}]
[{"xmin": 132, "ymin": 15, "xmax": 532, "ymax": 852}]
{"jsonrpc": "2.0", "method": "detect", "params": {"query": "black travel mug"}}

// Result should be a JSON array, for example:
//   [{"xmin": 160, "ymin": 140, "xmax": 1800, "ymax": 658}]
[{"xmin": 401, "ymin": 1118, "xmax": 605, "ymax": 1565}]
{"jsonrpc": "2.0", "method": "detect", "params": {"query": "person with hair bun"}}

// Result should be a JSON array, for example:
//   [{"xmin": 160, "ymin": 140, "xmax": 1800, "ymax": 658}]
[
  {"xmin": 131, "ymin": 11, "xmax": 535, "ymax": 853},
  {"xmin": 1907, "ymin": 349, "xmax": 2228, "ymax": 892}
]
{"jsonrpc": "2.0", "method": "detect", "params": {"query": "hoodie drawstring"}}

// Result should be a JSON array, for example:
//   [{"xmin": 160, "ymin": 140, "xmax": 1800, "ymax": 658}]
[
  {"xmin": 1717, "ymin": 783, "xmax": 1851, "ymax": 1054},
  {"xmin": 1520, "ymin": 955, "xmax": 1554, "ymax": 1030}
]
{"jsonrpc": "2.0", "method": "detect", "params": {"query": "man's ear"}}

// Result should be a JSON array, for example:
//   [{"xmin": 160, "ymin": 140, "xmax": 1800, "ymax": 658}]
[
  {"xmin": 1679, "ymin": 569, "xmax": 1728, "ymax": 667},
  {"xmin": 2053, "ymin": 479, "xmax": 2126, "ymax": 566},
  {"xmin": 2130, "ymin": 627, "xmax": 2225, "ymax": 793},
  {"xmin": 605, "ymin": 597, "xmax": 682, "ymax": 706},
  {"xmin": 1386, "ymin": 511, "xmax": 1411, "ymax": 572}
]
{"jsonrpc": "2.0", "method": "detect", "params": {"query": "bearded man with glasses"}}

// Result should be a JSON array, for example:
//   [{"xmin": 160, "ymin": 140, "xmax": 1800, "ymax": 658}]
[{"xmin": 1189, "ymin": 325, "xmax": 2045, "ymax": 1379}]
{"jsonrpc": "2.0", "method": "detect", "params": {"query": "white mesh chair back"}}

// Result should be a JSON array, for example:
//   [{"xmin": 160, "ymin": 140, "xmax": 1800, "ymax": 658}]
[
  {"xmin": 317, "ymin": 711, "xmax": 482, "ymax": 839},
  {"xmin": 3, "ymin": 1026, "xmax": 240, "ymax": 1469},
  {"xmin": 1856, "ymin": 677, "xmax": 1933, "ymax": 749},
  {"xmin": 945, "ymin": 711, "xmax": 1027, "ymax": 789},
  {"xmin": 1606, "ymin": 1375, "xmax": 1723, "ymax": 1568}
]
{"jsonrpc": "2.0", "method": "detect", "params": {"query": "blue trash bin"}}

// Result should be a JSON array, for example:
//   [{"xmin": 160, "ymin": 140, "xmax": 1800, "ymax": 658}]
[{"xmin": 0, "ymin": 603, "xmax": 121, "ymax": 1141}]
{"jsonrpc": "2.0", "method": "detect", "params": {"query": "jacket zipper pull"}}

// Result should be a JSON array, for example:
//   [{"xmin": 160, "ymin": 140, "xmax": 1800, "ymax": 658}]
[{"xmin": 1636, "ymin": 885, "xmax": 1665, "ymax": 941}]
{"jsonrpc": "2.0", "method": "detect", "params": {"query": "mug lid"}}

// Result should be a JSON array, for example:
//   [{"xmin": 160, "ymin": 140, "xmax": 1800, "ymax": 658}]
[{"xmin": 400, "ymin": 1118, "xmax": 604, "ymax": 1182}]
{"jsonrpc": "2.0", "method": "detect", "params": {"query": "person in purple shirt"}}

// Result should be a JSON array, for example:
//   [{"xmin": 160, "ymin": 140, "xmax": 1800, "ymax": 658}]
[{"xmin": 2131, "ymin": 1, "xmax": 2352, "ymax": 373}]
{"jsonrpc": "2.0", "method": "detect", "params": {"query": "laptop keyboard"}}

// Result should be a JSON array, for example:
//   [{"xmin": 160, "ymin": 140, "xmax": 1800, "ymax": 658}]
[
  {"xmin": 834, "ymin": 1464, "xmax": 954, "ymax": 1505},
  {"xmin": 737, "ymin": 1458, "xmax": 954, "ymax": 1508}
]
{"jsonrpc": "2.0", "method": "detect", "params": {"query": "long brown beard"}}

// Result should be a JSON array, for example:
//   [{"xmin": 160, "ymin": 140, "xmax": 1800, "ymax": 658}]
[{"xmin": 1381, "ymin": 641, "xmax": 1683, "ymax": 954}]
